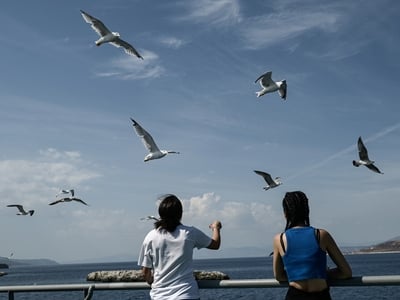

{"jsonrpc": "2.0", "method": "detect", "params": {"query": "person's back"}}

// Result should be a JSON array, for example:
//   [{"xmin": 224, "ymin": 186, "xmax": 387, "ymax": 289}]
[
  {"xmin": 141, "ymin": 224, "xmax": 211, "ymax": 298},
  {"xmin": 273, "ymin": 191, "xmax": 352, "ymax": 300},
  {"xmin": 138, "ymin": 194, "xmax": 222, "ymax": 300},
  {"xmin": 282, "ymin": 227, "xmax": 327, "ymax": 283}
]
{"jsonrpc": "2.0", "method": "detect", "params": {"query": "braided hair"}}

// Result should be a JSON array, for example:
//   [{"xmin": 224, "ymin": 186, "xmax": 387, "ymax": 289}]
[
  {"xmin": 155, "ymin": 194, "xmax": 182, "ymax": 232},
  {"xmin": 282, "ymin": 191, "xmax": 310, "ymax": 230}
]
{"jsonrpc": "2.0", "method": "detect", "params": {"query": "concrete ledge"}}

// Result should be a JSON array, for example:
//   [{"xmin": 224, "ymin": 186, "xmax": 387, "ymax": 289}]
[{"xmin": 87, "ymin": 270, "xmax": 229, "ymax": 282}]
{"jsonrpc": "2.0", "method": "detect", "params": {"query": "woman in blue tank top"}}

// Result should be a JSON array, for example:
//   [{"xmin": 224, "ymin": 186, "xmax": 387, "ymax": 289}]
[{"xmin": 273, "ymin": 191, "xmax": 352, "ymax": 300}]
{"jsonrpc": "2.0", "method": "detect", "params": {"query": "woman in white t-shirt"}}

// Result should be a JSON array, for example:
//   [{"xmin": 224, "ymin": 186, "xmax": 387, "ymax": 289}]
[{"xmin": 138, "ymin": 194, "xmax": 222, "ymax": 300}]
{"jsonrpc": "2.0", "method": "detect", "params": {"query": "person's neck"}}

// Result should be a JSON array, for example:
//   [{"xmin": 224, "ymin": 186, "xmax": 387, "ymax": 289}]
[{"xmin": 292, "ymin": 223, "xmax": 307, "ymax": 228}]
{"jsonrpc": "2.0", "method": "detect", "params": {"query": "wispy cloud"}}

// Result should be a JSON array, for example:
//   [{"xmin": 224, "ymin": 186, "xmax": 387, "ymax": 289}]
[
  {"xmin": 95, "ymin": 50, "xmax": 165, "ymax": 80},
  {"xmin": 239, "ymin": 1, "xmax": 393, "ymax": 61},
  {"xmin": 178, "ymin": 0, "xmax": 242, "ymax": 26},
  {"xmin": 158, "ymin": 36, "xmax": 187, "ymax": 49},
  {"xmin": 240, "ymin": 10, "xmax": 340, "ymax": 50}
]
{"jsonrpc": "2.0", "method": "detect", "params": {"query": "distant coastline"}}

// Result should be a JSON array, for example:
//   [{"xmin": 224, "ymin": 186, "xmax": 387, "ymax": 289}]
[
  {"xmin": 0, "ymin": 257, "xmax": 58, "ymax": 267},
  {"xmin": 2, "ymin": 238, "xmax": 400, "ymax": 265},
  {"xmin": 350, "ymin": 238, "xmax": 400, "ymax": 254}
]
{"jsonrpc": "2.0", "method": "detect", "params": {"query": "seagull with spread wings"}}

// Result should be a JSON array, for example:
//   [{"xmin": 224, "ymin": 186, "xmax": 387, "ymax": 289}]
[
  {"xmin": 255, "ymin": 71, "xmax": 287, "ymax": 99},
  {"xmin": 140, "ymin": 215, "xmax": 160, "ymax": 221},
  {"xmin": 49, "ymin": 197, "xmax": 88, "ymax": 206},
  {"xmin": 352, "ymin": 136, "xmax": 383, "ymax": 174},
  {"xmin": 7, "ymin": 204, "xmax": 35, "ymax": 216},
  {"xmin": 254, "ymin": 170, "xmax": 282, "ymax": 191},
  {"xmin": 80, "ymin": 10, "xmax": 143, "ymax": 59},
  {"xmin": 130, "ymin": 118, "xmax": 180, "ymax": 162}
]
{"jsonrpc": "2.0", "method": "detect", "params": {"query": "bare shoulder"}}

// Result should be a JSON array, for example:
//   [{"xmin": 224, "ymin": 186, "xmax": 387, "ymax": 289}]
[
  {"xmin": 273, "ymin": 232, "xmax": 283, "ymax": 245},
  {"xmin": 317, "ymin": 228, "xmax": 337, "ymax": 250},
  {"xmin": 318, "ymin": 228, "xmax": 333, "ymax": 239}
]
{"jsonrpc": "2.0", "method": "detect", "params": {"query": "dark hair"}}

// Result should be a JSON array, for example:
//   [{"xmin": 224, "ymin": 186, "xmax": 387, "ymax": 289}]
[
  {"xmin": 282, "ymin": 191, "xmax": 310, "ymax": 230},
  {"xmin": 155, "ymin": 194, "xmax": 182, "ymax": 232}
]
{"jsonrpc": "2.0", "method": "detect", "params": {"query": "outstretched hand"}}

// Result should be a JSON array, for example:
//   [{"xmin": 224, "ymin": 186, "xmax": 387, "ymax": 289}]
[{"xmin": 209, "ymin": 220, "xmax": 222, "ymax": 231}]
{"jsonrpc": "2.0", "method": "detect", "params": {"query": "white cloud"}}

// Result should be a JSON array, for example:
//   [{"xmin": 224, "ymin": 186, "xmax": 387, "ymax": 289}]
[
  {"xmin": 182, "ymin": 192, "xmax": 281, "ymax": 230},
  {"xmin": 180, "ymin": 192, "xmax": 283, "ymax": 248}
]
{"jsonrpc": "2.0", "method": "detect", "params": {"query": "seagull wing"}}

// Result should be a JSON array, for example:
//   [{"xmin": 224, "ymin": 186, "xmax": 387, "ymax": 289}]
[
  {"xmin": 49, "ymin": 199, "xmax": 63, "ymax": 205},
  {"xmin": 254, "ymin": 170, "xmax": 274, "ymax": 185},
  {"xmin": 130, "ymin": 118, "xmax": 160, "ymax": 153},
  {"xmin": 73, "ymin": 198, "xmax": 88, "ymax": 206},
  {"xmin": 111, "ymin": 38, "xmax": 143, "ymax": 59},
  {"xmin": 366, "ymin": 164, "xmax": 383, "ymax": 174},
  {"xmin": 7, "ymin": 204, "xmax": 25, "ymax": 213},
  {"xmin": 357, "ymin": 136, "xmax": 370, "ymax": 161},
  {"xmin": 80, "ymin": 10, "xmax": 111, "ymax": 37},
  {"xmin": 255, "ymin": 71, "xmax": 273, "ymax": 88},
  {"xmin": 141, "ymin": 215, "xmax": 159, "ymax": 221}
]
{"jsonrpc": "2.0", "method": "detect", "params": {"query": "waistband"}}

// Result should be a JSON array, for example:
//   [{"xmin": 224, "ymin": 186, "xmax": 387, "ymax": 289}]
[{"xmin": 285, "ymin": 286, "xmax": 331, "ymax": 300}]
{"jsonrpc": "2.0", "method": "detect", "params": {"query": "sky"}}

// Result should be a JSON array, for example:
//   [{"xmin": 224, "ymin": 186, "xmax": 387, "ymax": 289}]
[{"xmin": 0, "ymin": 0, "xmax": 399, "ymax": 264}]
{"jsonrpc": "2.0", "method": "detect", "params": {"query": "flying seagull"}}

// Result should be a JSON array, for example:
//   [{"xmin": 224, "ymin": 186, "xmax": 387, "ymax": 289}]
[
  {"xmin": 255, "ymin": 71, "xmax": 287, "ymax": 99},
  {"xmin": 254, "ymin": 170, "xmax": 282, "ymax": 190},
  {"xmin": 49, "ymin": 197, "xmax": 88, "ymax": 206},
  {"xmin": 56, "ymin": 189, "xmax": 75, "ymax": 198},
  {"xmin": 130, "ymin": 118, "xmax": 180, "ymax": 162},
  {"xmin": 80, "ymin": 9, "xmax": 143, "ymax": 59},
  {"xmin": 353, "ymin": 136, "xmax": 383, "ymax": 174},
  {"xmin": 140, "ymin": 215, "xmax": 159, "ymax": 221},
  {"xmin": 7, "ymin": 204, "xmax": 34, "ymax": 216}
]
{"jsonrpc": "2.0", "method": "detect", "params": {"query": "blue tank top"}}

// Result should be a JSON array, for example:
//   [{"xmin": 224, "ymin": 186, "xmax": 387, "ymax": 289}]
[{"xmin": 282, "ymin": 226, "xmax": 327, "ymax": 282}]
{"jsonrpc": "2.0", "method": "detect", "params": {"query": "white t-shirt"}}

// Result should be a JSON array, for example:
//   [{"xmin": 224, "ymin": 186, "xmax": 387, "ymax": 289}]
[{"xmin": 138, "ymin": 224, "xmax": 212, "ymax": 300}]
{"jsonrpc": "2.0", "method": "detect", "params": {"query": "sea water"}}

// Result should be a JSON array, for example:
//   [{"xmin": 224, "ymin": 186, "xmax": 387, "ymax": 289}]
[{"xmin": 0, "ymin": 253, "xmax": 399, "ymax": 299}]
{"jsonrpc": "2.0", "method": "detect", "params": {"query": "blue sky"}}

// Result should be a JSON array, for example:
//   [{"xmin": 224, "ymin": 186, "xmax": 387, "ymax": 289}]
[{"xmin": 0, "ymin": 0, "xmax": 399, "ymax": 263}]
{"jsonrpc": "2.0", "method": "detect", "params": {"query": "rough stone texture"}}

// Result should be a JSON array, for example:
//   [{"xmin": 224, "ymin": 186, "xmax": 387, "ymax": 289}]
[
  {"xmin": 193, "ymin": 270, "xmax": 230, "ymax": 280},
  {"xmin": 87, "ymin": 270, "xmax": 144, "ymax": 282},
  {"xmin": 87, "ymin": 270, "xmax": 229, "ymax": 282}
]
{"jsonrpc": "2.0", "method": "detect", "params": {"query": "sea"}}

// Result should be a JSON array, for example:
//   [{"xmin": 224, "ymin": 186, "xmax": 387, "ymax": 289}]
[{"xmin": 0, "ymin": 253, "xmax": 399, "ymax": 299}]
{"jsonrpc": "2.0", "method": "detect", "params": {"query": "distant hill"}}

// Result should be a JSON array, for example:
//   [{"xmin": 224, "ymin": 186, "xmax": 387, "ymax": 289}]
[
  {"xmin": 0, "ymin": 256, "xmax": 58, "ymax": 267},
  {"xmin": 357, "ymin": 237, "xmax": 400, "ymax": 253}
]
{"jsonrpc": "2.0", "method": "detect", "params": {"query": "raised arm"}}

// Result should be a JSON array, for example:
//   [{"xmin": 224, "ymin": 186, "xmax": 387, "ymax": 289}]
[
  {"xmin": 207, "ymin": 220, "xmax": 222, "ymax": 250},
  {"xmin": 320, "ymin": 229, "xmax": 352, "ymax": 279}
]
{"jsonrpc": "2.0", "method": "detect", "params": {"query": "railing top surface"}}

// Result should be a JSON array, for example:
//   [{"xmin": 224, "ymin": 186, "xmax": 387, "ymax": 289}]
[{"xmin": 1, "ymin": 275, "xmax": 400, "ymax": 293}]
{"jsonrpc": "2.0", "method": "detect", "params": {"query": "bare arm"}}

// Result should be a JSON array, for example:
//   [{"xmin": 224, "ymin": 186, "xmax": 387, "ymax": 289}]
[
  {"xmin": 141, "ymin": 267, "xmax": 153, "ymax": 285},
  {"xmin": 207, "ymin": 220, "xmax": 222, "ymax": 250},
  {"xmin": 320, "ymin": 229, "xmax": 352, "ymax": 279},
  {"xmin": 272, "ymin": 233, "xmax": 287, "ymax": 282}
]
